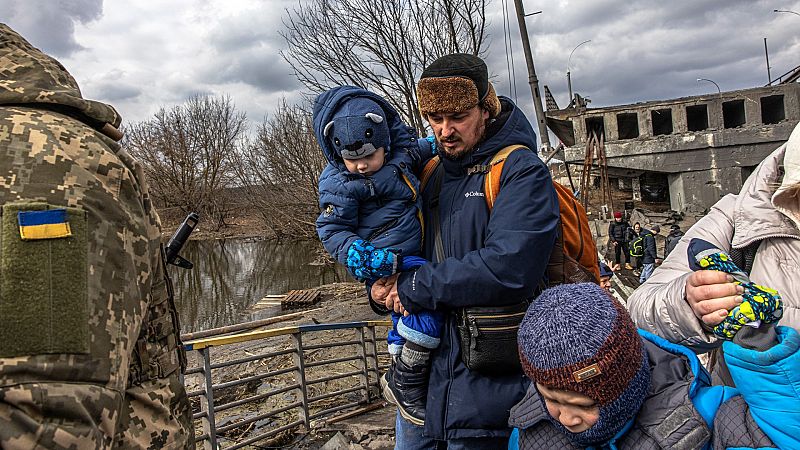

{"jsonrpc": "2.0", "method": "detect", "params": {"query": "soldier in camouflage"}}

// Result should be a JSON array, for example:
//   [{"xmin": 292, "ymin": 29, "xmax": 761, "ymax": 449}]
[{"xmin": 0, "ymin": 23, "xmax": 193, "ymax": 449}]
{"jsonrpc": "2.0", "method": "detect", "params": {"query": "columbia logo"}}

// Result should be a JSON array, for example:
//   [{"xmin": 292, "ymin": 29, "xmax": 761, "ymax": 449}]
[{"xmin": 464, "ymin": 191, "xmax": 485, "ymax": 198}]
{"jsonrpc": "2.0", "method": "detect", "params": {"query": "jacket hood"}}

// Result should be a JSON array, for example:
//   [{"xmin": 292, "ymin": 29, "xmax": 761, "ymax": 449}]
[
  {"xmin": 0, "ymin": 23, "xmax": 121, "ymax": 129},
  {"xmin": 312, "ymin": 86, "xmax": 416, "ymax": 168},
  {"xmin": 772, "ymin": 123, "xmax": 800, "ymax": 230},
  {"xmin": 732, "ymin": 126, "xmax": 800, "ymax": 247},
  {"xmin": 441, "ymin": 97, "xmax": 538, "ymax": 172}
]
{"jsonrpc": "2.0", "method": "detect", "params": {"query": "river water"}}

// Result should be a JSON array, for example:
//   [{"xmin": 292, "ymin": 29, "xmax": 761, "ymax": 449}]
[{"xmin": 170, "ymin": 239, "xmax": 349, "ymax": 332}]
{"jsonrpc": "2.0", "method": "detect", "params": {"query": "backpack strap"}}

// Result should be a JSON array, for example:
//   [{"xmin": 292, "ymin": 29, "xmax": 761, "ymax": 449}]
[
  {"xmin": 420, "ymin": 155, "xmax": 441, "ymax": 192},
  {"xmin": 483, "ymin": 144, "xmax": 529, "ymax": 211},
  {"xmin": 418, "ymin": 156, "xmax": 447, "ymax": 263}
]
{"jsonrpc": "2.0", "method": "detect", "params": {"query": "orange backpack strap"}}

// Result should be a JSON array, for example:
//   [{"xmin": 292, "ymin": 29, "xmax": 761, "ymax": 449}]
[
  {"xmin": 420, "ymin": 155, "xmax": 441, "ymax": 192},
  {"xmin": 483, "ymin": 144, "xmax": 529, "ymax": 210}
]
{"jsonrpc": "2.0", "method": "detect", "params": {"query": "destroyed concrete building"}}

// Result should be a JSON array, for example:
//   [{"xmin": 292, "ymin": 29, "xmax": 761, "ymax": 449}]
[{"xmin": 545, "ymin": 82, "xmax": 800, "ymax": 212}]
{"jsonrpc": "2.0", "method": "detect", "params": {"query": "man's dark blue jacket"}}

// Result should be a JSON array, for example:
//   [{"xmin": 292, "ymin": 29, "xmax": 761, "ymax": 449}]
[{"xmin": 396, "ymin": 97, "xmax": 560, "ymax": 439}]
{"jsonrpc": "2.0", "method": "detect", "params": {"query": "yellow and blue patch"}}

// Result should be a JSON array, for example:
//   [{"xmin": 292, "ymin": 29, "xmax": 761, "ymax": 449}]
[{"xmin": 17, "ymin": 209, "xmax": 72, "ymax": 240}]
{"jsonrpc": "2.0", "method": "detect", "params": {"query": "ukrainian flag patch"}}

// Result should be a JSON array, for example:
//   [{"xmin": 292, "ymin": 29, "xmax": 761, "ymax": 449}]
[{"xmin": 18, "ymin": 209, "xmax": 72, "ymax": 240}]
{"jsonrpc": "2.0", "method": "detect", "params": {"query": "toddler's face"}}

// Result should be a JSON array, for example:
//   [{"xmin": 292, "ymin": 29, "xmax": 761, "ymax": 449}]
[
  {"xmin": 536, "ymin": 383, "xmax": 600, "ymax": 433},
  {"xmin": 343, "ymin": 147, "xmax": 386, "ymax": 176}
]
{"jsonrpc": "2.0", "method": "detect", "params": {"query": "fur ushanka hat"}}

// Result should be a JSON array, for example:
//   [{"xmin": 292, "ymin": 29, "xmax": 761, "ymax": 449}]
[{"xmin": 416, "ymin": 53, "xmax": 501, "ymax": 118}]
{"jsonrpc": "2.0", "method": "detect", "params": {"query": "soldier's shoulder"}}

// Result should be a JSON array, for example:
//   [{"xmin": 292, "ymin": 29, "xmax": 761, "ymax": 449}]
[{"xmin": 0, "ymin": 106, "xmax": 143, "ymax": 206}]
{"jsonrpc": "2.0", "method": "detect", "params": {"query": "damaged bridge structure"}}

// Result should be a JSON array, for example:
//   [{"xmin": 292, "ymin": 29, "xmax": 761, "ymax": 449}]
[{"xmin": 546, "ymin": 81, "xmax": 800, "ymax": 212}]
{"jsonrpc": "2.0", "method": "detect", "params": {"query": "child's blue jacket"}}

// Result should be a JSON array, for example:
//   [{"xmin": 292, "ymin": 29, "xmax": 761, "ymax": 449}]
[{"xmin": 312, "ymin": 86, "xmax": 433, "ymax": 266}]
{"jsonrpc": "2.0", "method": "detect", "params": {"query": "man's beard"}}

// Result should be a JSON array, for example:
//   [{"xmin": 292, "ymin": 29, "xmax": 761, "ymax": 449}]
[
  {"xmin": 437, "ymin": 124, "xmax": 488, "ymax": 162},
  {"xmin": 439, "ymin": 143, "xmax": 467, "ymax": 161}
]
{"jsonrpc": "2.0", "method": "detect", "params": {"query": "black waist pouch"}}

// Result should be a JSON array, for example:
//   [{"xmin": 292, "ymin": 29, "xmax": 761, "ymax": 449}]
[{"xmin": 456, "ymin": 301, "xmax": 528, "ymax": 376}]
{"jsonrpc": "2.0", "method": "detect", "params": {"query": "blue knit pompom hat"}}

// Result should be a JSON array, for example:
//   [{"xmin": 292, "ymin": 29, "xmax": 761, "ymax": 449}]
[{"xmin": 518, "ymin": 283, "xmax": 651, "ymax": 446}]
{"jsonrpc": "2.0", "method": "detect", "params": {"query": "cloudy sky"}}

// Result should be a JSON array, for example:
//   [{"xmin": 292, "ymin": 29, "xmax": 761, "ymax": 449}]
[{"xmin": 5, "ymin": 0, "xmax": 799, "ymax": 142}]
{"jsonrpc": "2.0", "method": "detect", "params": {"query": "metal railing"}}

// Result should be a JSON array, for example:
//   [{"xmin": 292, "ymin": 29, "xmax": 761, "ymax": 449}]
[{"xmin": 182, "ymin": 320, "xmax": 392, "ymax": 449}]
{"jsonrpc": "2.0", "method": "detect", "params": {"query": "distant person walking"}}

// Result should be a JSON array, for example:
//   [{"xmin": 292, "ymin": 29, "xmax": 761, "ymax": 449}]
[
  {"xmin": 608, "ymin": 211, "xmax": 632, "ymax": 270},
  {"xmin": 664, "ymin": 224, "xmax": 684, "ymax": 258},
  {"xmin": 629, "ymin": 222, "xmax": 643, "ymax": 273},
  {"xmin": 638, "ymin": 224, "xmax": 661, "ymax": 283}
]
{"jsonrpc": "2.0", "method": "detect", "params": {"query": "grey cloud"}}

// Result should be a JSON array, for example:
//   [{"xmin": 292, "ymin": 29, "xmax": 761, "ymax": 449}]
[
  {"xmin": 199, "ymin": 3, "xmax": 302, "ymax": 94},
  {"xmin": 5, "ymin": 0, "xmax": 103, "ymax": 57},
  {"xmin": 200, "ymin": 48, "xmax": 301, "ymax": 93}
]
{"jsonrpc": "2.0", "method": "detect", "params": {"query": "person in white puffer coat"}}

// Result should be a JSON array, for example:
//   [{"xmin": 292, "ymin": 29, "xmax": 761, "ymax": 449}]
[{"xmin": 628, "ymin": 122, "xmax": 800, "ymax": 386}]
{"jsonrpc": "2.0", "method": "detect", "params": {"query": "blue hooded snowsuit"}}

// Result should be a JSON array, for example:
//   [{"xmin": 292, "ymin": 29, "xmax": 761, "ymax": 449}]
[
  {"xmin": 313, "ymin": 86, "xmax": 441, "ymax": 352},
  {"xmin": 393, "ymin": 97, "xmax": 560, "ymax": 440}
]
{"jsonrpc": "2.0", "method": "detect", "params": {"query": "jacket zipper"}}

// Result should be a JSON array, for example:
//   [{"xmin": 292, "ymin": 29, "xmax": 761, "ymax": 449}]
[
  {"xmin": 365, "ymin": 178, "xmax": 376, "ymax": 197},
  {"xmin": 444, "ymin": 313, "xmax": 456, "ymax": 437},
  {"xmin": 469, "ymin": 312, "xmax": 526, "ymax": 320},
  {"xmin": 476, "ymin": 325, "xmax": 519, "ymax": 332},
  {"xmin": 367, "ymin": 218, "xmax": 398, "ymax": 242}
]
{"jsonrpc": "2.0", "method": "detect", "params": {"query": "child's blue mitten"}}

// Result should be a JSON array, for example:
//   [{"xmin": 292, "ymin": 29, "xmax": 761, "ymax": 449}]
[
  {"xmin": 346, "ymin": 239, "xmax": 399, "ymax": 282},
  {"xmin": 687, "ymin": 238, "xmax": 782, "ymax": 340}
]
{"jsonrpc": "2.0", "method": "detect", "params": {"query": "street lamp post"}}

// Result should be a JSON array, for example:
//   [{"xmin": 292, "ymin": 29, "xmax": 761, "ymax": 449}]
[
  {"xmin": 511, "ymin": 1, "xmax": 551, "ymax": 153},
  {"xmin": 774, "ymin": 9, "xmax": 800, "ymax": 16},
  {"xmin": 567, "ymin": 40, "xmax": 591, "ymax": 105},
  {"xmin": 696, "ymin": 78, "xmax": 721, "ymax": 93}
]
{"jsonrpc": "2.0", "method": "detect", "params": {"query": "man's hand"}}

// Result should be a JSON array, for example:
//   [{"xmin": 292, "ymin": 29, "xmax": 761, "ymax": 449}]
[
  {"xmin": 370, "ymin": 274, "xmax": 398, "ymax": 305},
  {"xmin": 370, "ymin": 274, "xmax": 408, "ymax": 316},
  {"xmin": 685, "ymin": 271, "xmax": 744, "ymax": 327},
  {"xmin": 612, "ymin": 241, "xmax": 618, "ymax": 247}
]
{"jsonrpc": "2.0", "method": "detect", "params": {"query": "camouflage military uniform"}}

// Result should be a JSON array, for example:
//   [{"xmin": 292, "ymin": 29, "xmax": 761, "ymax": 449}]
[{"xmin": 0, "ymin": 24, "xmax": 193, "ymax": 449}]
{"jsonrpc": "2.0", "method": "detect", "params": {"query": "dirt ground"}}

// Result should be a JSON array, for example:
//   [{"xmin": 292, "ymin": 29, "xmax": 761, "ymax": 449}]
[{"xmin": 183, "ymin": 282, "xmax": 398, "ymax": 449}]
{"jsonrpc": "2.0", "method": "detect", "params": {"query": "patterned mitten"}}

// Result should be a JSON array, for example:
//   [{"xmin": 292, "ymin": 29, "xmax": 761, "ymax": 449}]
[
  {"xmin": 687, "ymin": 238, "xmax": 782, "ymax": 340},
  {"xmin": 346, "ymin": 239, "xmax": 399, "ymax": 282}
]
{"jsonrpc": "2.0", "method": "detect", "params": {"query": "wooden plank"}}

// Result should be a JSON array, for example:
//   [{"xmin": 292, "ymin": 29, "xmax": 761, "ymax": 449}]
[
  {"xmin": 282, "ymin": 288, "xmax": 321, "ymax": 308},
  {"xmin": 180, "ymin": 308, "xmax": 322, "ymax": 341}
]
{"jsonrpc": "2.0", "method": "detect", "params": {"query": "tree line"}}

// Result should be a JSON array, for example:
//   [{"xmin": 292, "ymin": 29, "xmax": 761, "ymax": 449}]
[{"xmin": 123, "ymin": 0, "xmax": 489, "ymax": 238}]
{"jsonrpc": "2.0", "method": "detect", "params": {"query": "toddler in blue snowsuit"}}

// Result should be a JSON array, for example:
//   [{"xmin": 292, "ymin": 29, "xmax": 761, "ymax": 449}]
[{"xmin": 313, "ymin": 86, "xmax": 440, "ymax": 424}]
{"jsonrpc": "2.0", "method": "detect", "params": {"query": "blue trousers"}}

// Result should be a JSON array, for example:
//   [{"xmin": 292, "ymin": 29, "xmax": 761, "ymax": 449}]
[
  {"xmin": 639, "ymin": 263, "xmax": 655, "ymax": 283},
  {"xmin": 386, "ymin": 256, "xmax": 443, "ymax": 355},
  {"xmin": 395, "ymin": 413, "xmax": 509, "ymax": 449},
  {"xmin": 387, "ymin": 310, "xmax": 444, "ymax": 355}
]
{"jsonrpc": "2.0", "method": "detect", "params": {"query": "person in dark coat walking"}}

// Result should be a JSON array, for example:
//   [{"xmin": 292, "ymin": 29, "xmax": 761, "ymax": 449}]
[
  {"xmin": 608, "ymin": 211, "xmax": 632, "ymax": 270},
  {"xmin": 639, "ymin": 224, "xmax": 661, "ymax": 283},
  {"xmin": 664, "ymin": 224, "xmax": 684, "ymax": 258},
  {"xmin": 371, "ymin": 54, "xmax": 559, "ymax": 448}
]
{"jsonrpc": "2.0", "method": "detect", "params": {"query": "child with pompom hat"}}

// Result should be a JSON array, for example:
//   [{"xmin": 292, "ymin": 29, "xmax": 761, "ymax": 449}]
[{"xmin": 508, "ymin": 282, "xmax": 800, "ymax": 449}]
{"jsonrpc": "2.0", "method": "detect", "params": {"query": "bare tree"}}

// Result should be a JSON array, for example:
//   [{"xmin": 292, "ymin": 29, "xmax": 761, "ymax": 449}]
[
  {"xmin": 234, "ymin": 100, "xmax": 326, "ymax": 240},
  {"xmin": 124, "ymin": 95, "xmax": 246, "ymax": 229},
  {"xmin": 282, "ymin": 0, "xmax": 488, "ymax": 134}
]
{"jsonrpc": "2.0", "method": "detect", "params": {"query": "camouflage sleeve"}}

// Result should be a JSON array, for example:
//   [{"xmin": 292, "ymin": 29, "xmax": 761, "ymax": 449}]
[{"xmin": 0, "ymin": 107, "xmax": 192, "ymax": 449}]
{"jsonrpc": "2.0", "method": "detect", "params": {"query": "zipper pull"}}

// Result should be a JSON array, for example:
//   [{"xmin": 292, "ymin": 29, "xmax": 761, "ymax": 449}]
[
  {"xmin": 469, "ymin": 317, "xmax": 480, "ymax": 350},
  {"xmin": 366, "ymin": 179, "xmax": 376, "ymax": 197}
]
